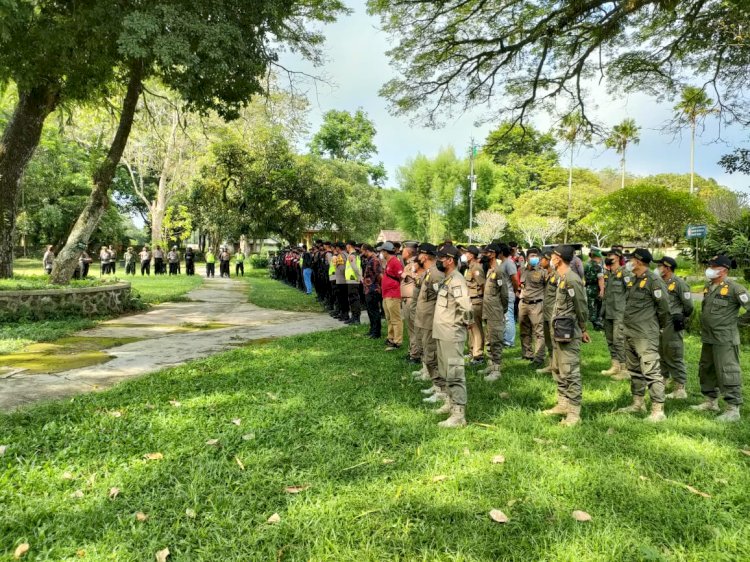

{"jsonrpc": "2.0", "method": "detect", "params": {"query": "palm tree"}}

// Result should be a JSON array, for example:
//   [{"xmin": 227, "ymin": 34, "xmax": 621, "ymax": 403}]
[
  {"xmin": 556, "ymin": 112, "xmax": 592, "ymax": 242},
  {"xmin": 605, "ymin": 118, "xmax": 640, "ymax": 189},
  {"xmin": 674, "ymin": 87, "xmax": 714, "ymax": 195}
]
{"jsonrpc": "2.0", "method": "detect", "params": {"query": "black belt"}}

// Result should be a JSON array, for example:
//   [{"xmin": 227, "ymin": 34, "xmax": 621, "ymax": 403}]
[{"xmin": 522, "ymin": 299, "xmax": 543, "ymax": 304}]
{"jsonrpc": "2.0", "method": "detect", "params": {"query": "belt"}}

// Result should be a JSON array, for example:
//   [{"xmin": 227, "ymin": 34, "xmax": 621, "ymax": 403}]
[
  {"xmin": 401, "ymin": 297, "xmax": 412, "ymax": 303},
  {"xmin": 522, "ymin": 299, "xmax": 543, "ymax": 304}
]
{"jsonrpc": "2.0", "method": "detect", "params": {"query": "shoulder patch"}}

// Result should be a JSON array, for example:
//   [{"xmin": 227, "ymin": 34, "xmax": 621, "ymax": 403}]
[
  {"xmin": 740, "ymin": 293, "xmax": 749, "ymax": 304},
  {"xmin": 433, "ymin": 283, "xmax": 439, "ymax": 292},
  {"xmin": 683, "ymin": 292, "xmax": 691, "ymax": 300},
  {"xmin": 568, "ymin": 288, "xmax": 575, "ymax": 297},
  {"xmin": 654, "ymin": 289, "xmax": 662, "ymax": 299},
  {"xmin": 453, "ymin": 286, "xmax": 463, "ymax": 298}
]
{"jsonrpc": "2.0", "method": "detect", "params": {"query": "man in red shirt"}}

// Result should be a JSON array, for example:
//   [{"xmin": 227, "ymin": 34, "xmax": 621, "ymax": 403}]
[{"xmin": 381, "ymin": 241, "xmax": 404, "ymax": 350}]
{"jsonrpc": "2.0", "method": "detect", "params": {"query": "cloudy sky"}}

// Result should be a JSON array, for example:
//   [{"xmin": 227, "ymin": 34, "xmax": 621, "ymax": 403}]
[{"xmin": 280, "ymin": 1, "xmax": 749, "ymax": 192}]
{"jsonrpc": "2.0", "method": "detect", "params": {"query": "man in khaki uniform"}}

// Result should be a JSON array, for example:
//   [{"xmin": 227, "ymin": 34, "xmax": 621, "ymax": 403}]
[
  {"xmin": 601, "ymin": 248, "xmax": 628, "ymax": 378},
  {"xmin": 401, "ymin": 241, "xmax": 420, "ymax": 363},
  {"xmin": 432, "ymin": 244, "xmax": 474, "ymax": 428},
  {"xmin": 519, "ymin": 247, "xmax": 546, "ymax": 367},
  {"xmin": 413, "ymin": 243, "xmax": 446, "ymax": 403},
  {"xmin": 692, "ymin": 255, "xmax": 750, "ymax": 421},
  {"xmin": 536, "ymin": 249, "xmax": 559, "ymax": 374},
  {"xmin": 655, "ymin": 256, "xmax": 694, "ymax": 400},
  {"xmin": 478, "ymin": 243, "xmax": 508, "ymax": 382},
  {"xmin": 464, "ymin": 245, "xmax": 486, "ymax": 364},
  {"xmin": 543, "ymin": 245, "xmax": 590, "ymax": 426},
  {"xmin": 411, "ymin": 259, "xmax": 430, "ymax": 381},
  {"xmin": 617, "ymin": 248, "xmax": 671, "ymax": 422}
]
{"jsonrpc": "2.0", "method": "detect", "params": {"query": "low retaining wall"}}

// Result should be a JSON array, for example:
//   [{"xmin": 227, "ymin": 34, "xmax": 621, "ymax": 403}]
[{"xmin": 0, "ymin": 282, "xmax": 131, "ymax": 320}]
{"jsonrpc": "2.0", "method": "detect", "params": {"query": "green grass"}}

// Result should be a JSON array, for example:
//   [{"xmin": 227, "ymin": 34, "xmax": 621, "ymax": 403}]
[
  {"xmin": 246, "ymin": 269, "xmax": 321, "ymax": 312},
  {"xmin": 0, "ymin": 319, "xmax": 97, "ymax": 354},
  {"xmin": 2, "ymin": 325, "xmax": 750, "ymax": 560},
  {"xmin": 125, "ymin": 274, "xmax": 203, "ymax": 305}
]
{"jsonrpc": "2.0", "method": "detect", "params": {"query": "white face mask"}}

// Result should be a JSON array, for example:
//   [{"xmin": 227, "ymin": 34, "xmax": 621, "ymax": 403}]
[
  {"xmin": 460, "ymin": 254, "xmax": 468, "ymax": 264},
  {"xmin": 625, "ymin": 261, "xmax": 635, "ymax": 272},
  {"xmin": 705, "ymin": 268, "xmax": 720, "ymax": 280}
]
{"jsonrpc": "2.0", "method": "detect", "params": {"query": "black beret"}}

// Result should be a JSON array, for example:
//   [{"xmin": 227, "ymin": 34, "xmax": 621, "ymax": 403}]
[
  {"xmin": 632, "ymin": 248, "xmax": 653, "ymax": 264},
  {"xmin": 553, "ymin": 245, "xmax": 575, "ymax": 263},
  {"xmin": 437, "ymin": 244, "xmax": 461, "ymax": 259},
  {"xmin": 708, "ymin": 255, "xmax": 732, "ymax": 269},
  {"xmin": 657, "ymin": 256, "xmax": 678, "ymax": 270}
]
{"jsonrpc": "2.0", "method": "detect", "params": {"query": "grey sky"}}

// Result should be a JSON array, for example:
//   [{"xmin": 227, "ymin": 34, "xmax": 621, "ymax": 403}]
[{"xmin": 281, "ymin": 1, "xmax": 749, "ymax": 193}]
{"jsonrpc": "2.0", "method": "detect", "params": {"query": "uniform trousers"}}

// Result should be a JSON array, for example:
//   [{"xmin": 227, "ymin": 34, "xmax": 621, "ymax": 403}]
[
  {"xmin": 551, "ymin": 337, "xmax": 582, "ymax": 405},
  {"xmin": 519, "ymin": 300, "xmax": 545, "ymax": 362},
  {"xmin": 699, "ymin": 343, "xmax": 743, "ymax": 405},
  {"xmin": 436, "ymin": 338, "xmax": 467, "ymax": 406},
  {"xmin": 625, "ymin": 336, "xmax": 665, "ymax": 403},
  {"xmin": 383, "ymin": 297, "xmax": 402, "ymax": 345},
  {"xmin": 468, "ymin": 300, "xmax": 484, "ymax": 358},
  {"xmin": 603, "ymin": 317, "xmax": 626, "ymax": 364},
  {"xmin": 660, "ymin": 323, "xmax": 687, "ymax": 385}
]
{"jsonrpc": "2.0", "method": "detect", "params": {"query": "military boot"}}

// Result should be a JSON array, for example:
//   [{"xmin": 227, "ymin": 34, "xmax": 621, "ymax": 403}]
[
  {"xmin": 421, "ymin": 385, "xmax": 438, "ymax": 395},
  {"xmin": 483, "ymin": 367, "xmax": 501, "ymax": 382},
  {"xmin": 617, "ymin": 395, "xmax": 646, "ymax": 414},
  {"xmin": 646, "ymin": 402, "xmax": 667, "ymax": 423},
  {"xmin": 433, "ymin": 396, "xmax": 452, "ymax": 415},
  {"xmin": 477, "ymin": 360, "xmax": 494, "ymax": 376},
  {"xmin": 665, "ymin": 384, "xmax": 687, "ymax": 400},
  {"xmin": 611, "ymin": 369, "xmax": 631, "ymax": 382},
  {"xmin": 412, "ymin": 364, "xmax": 427, "ymax": 379},
  {"xmin": 438, "ymin": 405, "xmax": 467, "ymax": 428},
  {"xmin": 600, "ymin": 360, "xmax": 621, "ymax": 376},
  {"xmin": 716, "ymin": 405, "xmax": 741, "ymax": 422},
  {"xmin": 423, "ymin": 391, "xmax": 446, "ymax": 404},
  {"xmin": 559, "ymin": 404, "xmax": 581, "ymax": 427},
  {"xmin": 690, "ymin": 398, "xmax": 720, "ymax": 412},
  {"xmin": 542, "ymin": 394, "xmax": 568, "ymax": 416},
  {"xmin": 535, "ymin": 364, "xmax": 552, "ymax": 374}
]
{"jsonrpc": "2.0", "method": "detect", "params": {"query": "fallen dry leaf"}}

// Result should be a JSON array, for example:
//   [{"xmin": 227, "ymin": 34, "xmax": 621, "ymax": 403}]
[
  {"xmin": 205, "ymin": 439, "xmax": 219, "ymax": 446},
  {"xmin": 86, "ymin": 473, "xmax": 96, "ymax": 487},
  {"xmin": 76, "ymin": 549, "xmax": 86, "ymax": 558},
  {"xmin": 267, "ymin": 513, "xmax": 281, "ymax": 524},
  {"xmin": 155, "ymin": 547, "xmax": 170, "ymax": 562},
  {"xmin": 235, "ymin": 456, "xmax": 245, "ymax": 471},
  {"xmin": 143, "ymin": 453, "xmax": 164, "ymax": 461},
  {"xmin": 606, "ymin": 427, "xmax": 616, "ymax": 435},
  {"xmin": 463, "ymin": 448, "xmax": 471, "ymax": 456},
  {"xmin": 14, "ymin": 543, "xmax": 30, "ymax": 559},
  {"xmin": 110, "ymin": 411, "xmax": 122, "ymax": 418},
  {"xmin": 741, "ymin": 449, "xmax": 750, "ymax": 456},
  {"xmin": 284, "ymin": 485, "xmax": 310, "ymax": 494},
  {"xmin": 431, "ymin": 475, "xmax": 448, "ymax": 482},
  {"xmin": 168, "ymin": 400, "xmax": 181, "ymax": 408},
  {"xmin": 62, "ymin": 471, "xmax": 74, "ymax": 480},
  {"xmin": 135, "ymin": 512, "xmax": 149, "ymax": 522},
  {"xmin": 492, "ymin": 455, "xmax": 506, "ymax": 464},
  {"xmin": 71, "ymin": 490, "xmax": 84, "ymax": 499},
  {"xmin": 382, "ymin": 458, "xmax": 395, "ymax": 464},
  {"xmin": 533, "ymin": 438, "xmax": 553, "ymax": 445},
  {"xmin": 242, "ymin": 433, "xmax": 255, "ymax": 441},
  {"xmin": 145, "ymin": 404, "xmax": 156, "ymax": 410},
  {"xmin": 715, "ymin": 478, "xmax": 729, "ymax": 485},
  {"xmin": 185, "ymin": 508, "xmax": 196, "ymax": 519},
  {"xmin": 507, "ymin": 499, "xmax": 518, "ymax": 507},
  {"xmin": 109, "ymin": 487, "xmax": 120, "ymax": 499},
  {"xmin": 639, "ymin": 475, "xmax": 649, "ymax": 481},
  {"xmin": 560, "ymin": 445, "xmax": 570, "ymax": 451},
  {"xmin": 572, "ymin": 510, "xmax": 592, "ymax": 522},
  {"xmin": 499, "ymin": 392, "xmax": 510, "ymax": 399},
  {"xmin": 686, "ymin": 485, "xmax": 711, "ymax": 498},
  {"xmin": 489, "ymin": 509, "xmax": 509, "ymax": 523},
  {"xmin": 231, "ymin": 418, "xmax": 241, "ymax": 426},
  {"xmin": 0, "ymin": 445, "xmax": 7, "ymax": 456},
  {"xmin": 266, "ymin": 392, "xmax": 279, "ymax": 401}
]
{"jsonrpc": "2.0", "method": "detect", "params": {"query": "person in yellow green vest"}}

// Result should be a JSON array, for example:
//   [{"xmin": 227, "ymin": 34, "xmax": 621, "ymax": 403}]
[
  {"xmin": 235, "ymin": 250, "xmax": 245, "ymax": 276},
  {"xmin": 205, "ymin": 248, "xmax": 216, "ymax": 278},
  {"xmin": 344, "ymin": 240, "xmax": 363, "ymax": 325}
]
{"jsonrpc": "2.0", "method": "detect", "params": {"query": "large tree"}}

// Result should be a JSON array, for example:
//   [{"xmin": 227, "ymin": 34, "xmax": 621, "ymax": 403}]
[
  {"xmin": 367, "ymin": 0, "xmax": 750, "ymax": 128},
  {"xmin": 49, "ymin": 0, "xmax": 346, "ymax": 283}
]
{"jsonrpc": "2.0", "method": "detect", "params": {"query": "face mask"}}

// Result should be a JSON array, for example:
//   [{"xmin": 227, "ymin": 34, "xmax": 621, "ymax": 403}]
[
  {"xmin": 529, "ymin": 257, "xmax": 540, "ymax": 267},
  {"xmin": 460, "ymin": 254, "xmax": 468, "ymax": 263},
  {"xmin": 604, "ymin": 258, "xmax": 614, "ymax": 266},
  {"xmin": 436, "ymin": 260, "xmax": 446, "ymax": 272},
  {"xmin": 551, "ymin": 257, "xmax": 561, "ymax": 270},
  {"xmin": 656, "ymin": 266, "xmax": 665, "ymax": 276},
  {"xmin": 705, "ymin": 268, "xmax": 720, "ymax": 280},
  {"xmin": 480, "ymin": 255, "xmax": 490, "ymax": 264},
  {"xmin": 379, "ymin": 253, "xmax": 385, "ymax": 260},
  {"xmin": 625, "ymin": 261, "xmax": 635, "ymax": 272}
]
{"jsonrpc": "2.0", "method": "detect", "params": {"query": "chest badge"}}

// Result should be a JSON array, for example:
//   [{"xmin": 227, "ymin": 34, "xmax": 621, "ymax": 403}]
[
  {"xmin": 668, "ymin": 282, "xmax": 676, "ymax": 291},
  {"xmin": 721, "ymin": 286, "xmax": 729, "ymax": 296},
  {"xmin": 616, "ymin": 271, "xmax": 622, "ymax": 278},
  {"xmin": 639, "ymin": 279, "xmax": 647, "ymax": 289},
  {"xmin": 560, "ymin": 280, "xmax": 566, "ymax": 289}
]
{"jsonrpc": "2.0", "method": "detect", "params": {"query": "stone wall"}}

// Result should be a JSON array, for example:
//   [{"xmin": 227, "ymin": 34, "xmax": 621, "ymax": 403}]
[{"xmin": 0, "ymin": 282, "xmax": 132, "ymax": 320}]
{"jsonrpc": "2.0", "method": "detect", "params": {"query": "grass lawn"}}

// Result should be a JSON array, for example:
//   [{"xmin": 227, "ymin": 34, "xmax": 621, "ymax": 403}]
[
  {"xmin": 2, "ymin": 318, "xmax": 750, "ymax": 560},
  {"xmin": 246, "ymin": 269, "xmax": 321, "ymax": 312}
]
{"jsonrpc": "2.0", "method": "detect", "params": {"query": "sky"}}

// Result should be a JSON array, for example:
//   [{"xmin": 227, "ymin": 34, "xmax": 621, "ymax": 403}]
[{"xmin": 279, "ymin": 0, "xmax": 750, "ymax": 193}]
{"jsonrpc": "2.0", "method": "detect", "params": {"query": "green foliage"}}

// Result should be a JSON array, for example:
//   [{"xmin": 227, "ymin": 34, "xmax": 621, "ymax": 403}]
[
  {"xmin": 483, "ymin": 121, "xmax": 558, "ymax": 166},
  {"xmin": 704, "ymin": 211, "xmax": 750, "ymax": 269},
  {"xmin": 0, "ymin": 318, "xmax": 96, "ymax": 355},
  {"xmin": 249, "ymin": 255, "xmax": 269, "ymax": 269},
  {"xmin": 246, "ymin": 270, "xmax": 319, "ymax": 312}
]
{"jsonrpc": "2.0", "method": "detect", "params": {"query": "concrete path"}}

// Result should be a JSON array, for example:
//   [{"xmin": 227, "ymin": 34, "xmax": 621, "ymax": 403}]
[{"xmin": 0, "ymin": 278, "xmax": 343, "ymax": 412}]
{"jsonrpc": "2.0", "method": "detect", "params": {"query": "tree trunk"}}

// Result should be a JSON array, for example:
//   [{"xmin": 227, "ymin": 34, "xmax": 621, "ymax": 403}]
[
  {"xmin": 0, "ymin": 85, "xmax": 59, "ymax": 278},
  {"xmin": 565, "ymin": 145, "xmax": 574, "ymax": 243},
  {"xmin": 51, "ymin": 64, "xmax": 143, "ymax": 284},
  {"xmin": 150, "ymin": 110, "xmax": 179, "ymax": 246}
]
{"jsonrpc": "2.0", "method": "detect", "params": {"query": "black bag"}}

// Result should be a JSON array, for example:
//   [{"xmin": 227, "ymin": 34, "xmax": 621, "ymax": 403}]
[
  {"xmin": 672, "ymin": 313, "xmax": 686, "ymax": 331},
  {"xmin": 552, "ymin": 316, "xmax": 576, "ymax": 343}
]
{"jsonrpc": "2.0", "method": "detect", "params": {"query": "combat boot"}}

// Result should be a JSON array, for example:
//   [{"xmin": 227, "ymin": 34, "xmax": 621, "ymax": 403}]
[
  {"xmin": 542, "ymin": 394, "xmax": 568, "ymax": 416},
  {"xmin": 617, "ymin": 395, "xmax": 646, "ymax": 414},
  {"xmin": 438, "ymin": 405, "xmax": 467, "ymax": 428},
  {"xmin": 559, "ymin": 404, "xmax": 581, "ymax": 427},
  {"xmin": 646, "ymin": 402, "xmax": 667, "ymax": 423},
  {"xmin": 433, "ymin": 396, "xmax": 452, "ymax": 415},
  {"xmin": 412, "ymin": 364, "xmax": 426, "ymax": 379},
  {"xmin": 483, "ymin": 368, "xmax": 501, "ymax": 382},
  {"xmin": 535, "ymin": 364, "xmax": 552, "ymax": 374},
  {"xmin": 611, "ymin": 369, "xmax": 631, "ymax": 382},
  {"xmin": 421, "ymin": 385, "xmax": 438, "ymax": 395},
  {"xmin": 601, "ymin": 360, "xmax": 621, "ymax": 376},
  {"xmin": 423, "ymin": 391, "xmax": 446, "ymax": 404},
  {"xmin": 477, "ymin": 360, "xmax": 494, "ymax": 376},
  {"xmin": 716, "ymin": 405, "xmax": 741, "ymax": 422},
  {"xmin": 665, "ymin": 384, "xmax": 687, "ymax": 400},
  {"xmin": 690, "ymin": 398, "xmax": 720, "ymax": 412}
]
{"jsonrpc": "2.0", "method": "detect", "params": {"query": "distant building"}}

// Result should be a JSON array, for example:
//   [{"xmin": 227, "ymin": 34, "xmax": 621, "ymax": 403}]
[
  {"xmin": 300, "ymin": 224, "xmax": 339, "ymax": 248},
  {"xmin": 376, "ymin": 229, "xmax": 404, "ymax": 244}
]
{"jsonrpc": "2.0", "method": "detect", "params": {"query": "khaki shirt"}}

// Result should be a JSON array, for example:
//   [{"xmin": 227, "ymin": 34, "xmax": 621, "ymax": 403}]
[
  {"xmin": 464, "ymin": 262, "xmax": 486, "ymax": 303},
  {"xmin": 401, "ymin": 258, "xmax": 418, "ymax": 299},
  {"xmin": 602, "ymin": 267, "xmax": 628, "ymax": 320},
  {"xmin": 624, "ymin": 270, "xmax": 670, "ymax": 339},
  {"xmin": 411, "ymin": 269, "xmax": 425, "ymax": 315},
  {"xmin": 415, "ymin": 265, "xmax": 445, "ymax": 329},
  {"xmin": 663, "ymin": 275, "xmax": 694, "ymax": 318},
  {"xmin": 483, "ymin": 263, "xmax": 508, "ymax": 320},
  {"xmin": 553, "ymin": 269, "xmax": 588, "ymax": 337},
  {"xmin": 432, "ymin": 269, "xmax": 473, "ymax": 341},
  {"xmin": 543, "ymin": 269, "xmax": 559, "ymax": 322},
  {"xmin": 701, "ymin": 279, "xmax": 750, "ymax": 345},
  {"xmin": 520, "ymin": 265, "xmax": 545, "ymax": 302}
]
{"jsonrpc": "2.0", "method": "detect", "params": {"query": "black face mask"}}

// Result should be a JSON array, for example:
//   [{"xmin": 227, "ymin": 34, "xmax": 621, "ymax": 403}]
[
  {"xmin": 436, "ymin": 260, "xmax": 446, "ymax": 272},
  {"xmin": 604, "ymin": 258, "xmax": 615, "ymax": 266},
  {"xmin": 480, "ymin": 255, "xmax": 490, "ymax": 264}
]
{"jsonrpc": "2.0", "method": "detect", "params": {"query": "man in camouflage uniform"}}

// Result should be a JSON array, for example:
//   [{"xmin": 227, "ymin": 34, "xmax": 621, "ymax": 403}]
[
  {"xmin": 617, "ymin": 248, "xmax": 671, "ymax": 422},
  {"xmin": 401, "ymin": 241, "xmax": 421, "ymax": 363},
  {"xmin": 601, "ymin": 248, "xmax": 628, "ymax": 378},
  {"xmin": 536, "ymin": 248, "xmax": 559, "ymax": 374},
  {"xmin": 432, "ymin": 244, "xmax": 474, "ymax": 428},
  {"xmin": 519, "ymin": 247, "xmax": 546, "ymax": 367},
  {"xmin": 478, "ymin": 243, "xmax": 509, "ymax": 382},
  {"xmin": 691, "ymin": 255, "xmax": 750, "ymax": 422},
  {"xmin": 655, "ymin": 256, "xmax": 694, "ymax": 400},
  {"xmin": 464, "ymin": 245, "xmax": 486, "ymax": 364},
  {"xmin": 542, "ymin": 245, "xmax": 589, "ymax": 426},
  {"xmin": 414, "ymin": 244, "xmax": 446, "ymax": 403},
  {"xmin": 584, "ymin": 249, "xmax": 605, "ymax": 330}
]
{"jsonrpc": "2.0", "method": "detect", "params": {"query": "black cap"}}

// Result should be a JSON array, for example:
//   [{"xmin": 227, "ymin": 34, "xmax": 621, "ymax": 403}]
[
  {"xmin": 437, "ymin": 244, "xmax": 461, "ymax": 259},
  {"xmin": 466, "ymin": 245, "xmax": 481, "ymax": 257},
  {"xmin": 541, "ymin": 248, "xmax": 553, "ymax": 259},
  {"xmin": 657, "ymin": 256, "xmax": 678, "ymax": 270},
  {"xmin": 336, "ymin": 242, "xmax": 346, "ymax": 249},
  {"xmin": 553, "ymin": 245, "xmax": 575, "ymax": 263},
  {"xmin": 418, "ymin": 242, "xmax": 437, "ymax": 256},
  {"xmin": 632, "ymin": 248, "xmax": 653, "ymax": 264},
  {"xmin": 346, "ymin": 240, "xmax": 357, "ymax": 247},
  {"xmin": 527, "ymin": 246, "xmax": 541, "ymax": 255},
  {"xmin": 606, "ymin": 247, "xmax": 623, "ymax": 257},
  {"xmin": 403, "ymin": 240, "xmax": 419, "ymax": 249},
  {"xmin": 484, "ymin": 243, "xmax": 501, "ymax": 254},
  {"xmin": 708, "ymin": 255, "xmax": 732, "ymax": 269}
]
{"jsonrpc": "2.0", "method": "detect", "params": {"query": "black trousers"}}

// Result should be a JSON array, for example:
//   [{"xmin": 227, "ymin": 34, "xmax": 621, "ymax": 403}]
[
  {"xmin": 220, "ymin": 260, "xmax": 230, "ymax": 277},
  {"xmin": 236, "ymin": 262, "xmax": 244, "ymax": 276},
  {"xmin": 154, "ymin": 258, "xmax": 164, "ymax": 275},
  {"xmin": 365, "ymin": 292, "xmax": 382, "ymax": 336},
  {"xmin": 186, "ymin": 260, "xmax": 194, "ymax": 275},
  {"xmin": 336, "ymin": 284, "xmax": 350, "ymax": 317},
  {"xmin": 141, "ymin": 261, "xmax": 150, "ymax": 275},
  {"xmin": 126, "ymin": 262, "xmax": 136, "ymax": 275},
  {"xmin": 329, "ymin": 281, "xmax": 338, "ymax": 311},
  {"xmin": 206, "ymin": 263, "xmax": 215, "ymax": 277},
  {"xmin": 347, "ymin": 284, "xmax": 361, "ymax": 319}
]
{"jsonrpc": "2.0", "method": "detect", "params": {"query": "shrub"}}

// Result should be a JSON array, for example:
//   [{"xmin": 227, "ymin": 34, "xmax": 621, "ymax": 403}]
[{"xmin": 250, "ymin": 254, "xmax": 269, "ymax": 269}]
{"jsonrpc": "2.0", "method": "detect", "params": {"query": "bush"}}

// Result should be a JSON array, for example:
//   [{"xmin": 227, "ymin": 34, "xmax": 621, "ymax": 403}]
[
  {"xmin": 250, "ymin": 254, "xmax": 269, "ymax": 269},
  {"xmin": 687, "ymin": 301, "xmax": 750, "ymax": 344}
]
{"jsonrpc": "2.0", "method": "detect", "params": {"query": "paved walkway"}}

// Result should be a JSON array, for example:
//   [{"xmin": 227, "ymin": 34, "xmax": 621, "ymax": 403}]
[{"xmin": 0, "ymin": 278, "xmax": 343, "ymax": 412}]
